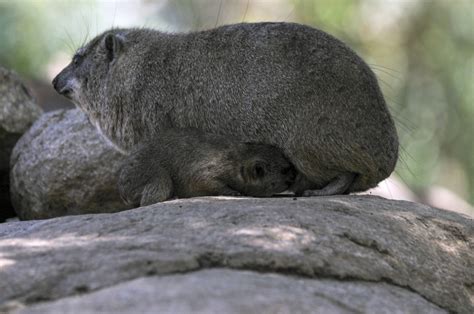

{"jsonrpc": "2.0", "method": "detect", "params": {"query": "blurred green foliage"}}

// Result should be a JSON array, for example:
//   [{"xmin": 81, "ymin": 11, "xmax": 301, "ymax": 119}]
[
  {"xmin": 1, "ymin": 1, "xmax": 83, "ymax": 77},
  {"xmin": 0, "ymin": 0, "xmax": 472, "ymax": 202}
]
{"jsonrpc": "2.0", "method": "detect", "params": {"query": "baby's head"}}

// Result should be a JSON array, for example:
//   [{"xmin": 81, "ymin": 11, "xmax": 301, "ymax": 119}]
[{"xmin": 234, "ymin": 143, "xmax": 296, "ymax": 197}]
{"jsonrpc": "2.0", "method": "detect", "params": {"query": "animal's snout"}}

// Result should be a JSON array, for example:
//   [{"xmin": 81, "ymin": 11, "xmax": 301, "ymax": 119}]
[
  {"xmin": 52, "ymin": 73, "xmax": 73, "ymax": 97},
  {"xmin": 52, "ymin": 74, "xmax": 67, "ymax": 94},
  {"xmin": 59, "ymin": 86, "xmax": 73, "ymax": 96}
]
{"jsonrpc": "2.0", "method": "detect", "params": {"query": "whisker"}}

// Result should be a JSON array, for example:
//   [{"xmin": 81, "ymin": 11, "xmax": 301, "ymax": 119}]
[
  {"xmin": 94, "ymin": 1, "xmax": 98, "ymax": 36},
  {"xmin": 215, "ymin": 0, "xmax": 223, "ymax": 28},
  {"xmin": 284, "ymin": 5, "xmax": 295, "ymax": 21},
  {"xmin": 391, "ymin": 114, "xmax": 416, "ymax": 134},
  {"xmin": 377, "ymin": 76, "xmax": 395, "ymax": 91},
  {"xmin": 189, "ymin": 0, "xmax": 200, "ymax": 29},
  {"xmin": 82, "ymin": 11, "xmax": 91, "ymax": 47},
  {"xmin": 60, "ymin": 32, "xmax": 74, "ymax": 54},
  {"xmin": 384, "ymin": 179, "xmax": 393, "ymax": 199},
  {"xmin": 242, "ymin": 0, "xmax": 250, "ymax": 23},
  {"xmin": 368, "ymin": 63, "xmax": 402, "ymax": 74},
  {"xmin": 396, "ymin": 153, "xmax": 417, "ymax": 181},
  {"xmin": 399, "ymin": 144, "xmax": 416, "ymax": 163},
  {"xmin": 112, "ymin": 0, "xmax": 118, "ymax": 29},
  {"xmin": 371, "ymin": 66, "xmax": 402, "ymax": 80},
  {"xmin": 64, "ymin": 28, "xmax": 77, "ymax": 52},
  {"xmin": 393, "ymin": 118, "xmax": 416, "ymax": 134},
  {"xmin": 395, "ymin": 169, "xmax": 415, "ymax": 187}
]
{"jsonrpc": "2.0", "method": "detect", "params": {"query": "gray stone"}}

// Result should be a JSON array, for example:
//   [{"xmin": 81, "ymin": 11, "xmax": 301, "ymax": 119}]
[
  {"xmin": 0, "ymin": 67, "xmax": 43, "ymax": 222},
  {"xmin": 14, "ymin": 269, "xmax": 445, "ymax": 314},
  {"xmin": 9, "ymin": 109, "xmax": 130, "ymax": 220},
  {"xmin": 0, "ymin": 196, "xmax": 472, "ymax": 313}
]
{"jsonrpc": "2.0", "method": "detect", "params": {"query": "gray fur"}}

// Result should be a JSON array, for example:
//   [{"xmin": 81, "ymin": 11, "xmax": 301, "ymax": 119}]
[
  {"xmin": 118, "ymin": 129, "xmax": 296, "ymax": 206},
  {"xmin": 52, "ymin": 22, "xmax": 398, "ymax": 194}
]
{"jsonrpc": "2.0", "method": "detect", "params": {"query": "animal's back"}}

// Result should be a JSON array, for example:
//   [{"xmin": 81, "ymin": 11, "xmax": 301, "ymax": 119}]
[{"xmin": 156, "ymin": 23, "xmax": 398, "ymax": 191}]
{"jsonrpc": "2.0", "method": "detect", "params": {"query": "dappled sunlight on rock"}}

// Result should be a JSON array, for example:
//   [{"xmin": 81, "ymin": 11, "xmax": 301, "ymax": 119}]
[
  {"xmin": 211, "ymin": 196, "xmax": 249, "ymax": 201},
  {"xmin": 383, "ymin": 211, "xmax": 419, "ymax": 222},
  {"xmin": 0, "ymin": 256, "xmax": 15, "ymax": 268},
  {"xmin": 1, "ymin": 238, "xmax": 52, "ymax": 248},
  {"xmin": 193, "ymin": 196, "xmax": 253, "ymax": 201},
  {"xmin": 164, "ymin": 196, "xmax": 252, "ymax": 205},
  {"xmin": 437, "ymin": 242, "xmax": 462, "ymax": 255},
  {"xmin": 187, "ymin": 220, "xmax": 211, "ymax": 229},
  {"xmin": 0, "ymin": 234, "xmax": 132, "ymax": 251},
  {"xmin": 327, "ymin": 198, "xmax": 359, "ymax": 209},
  {"xmin": 233, "ymin": 226, "xmax": 316, "ymax": 252}
]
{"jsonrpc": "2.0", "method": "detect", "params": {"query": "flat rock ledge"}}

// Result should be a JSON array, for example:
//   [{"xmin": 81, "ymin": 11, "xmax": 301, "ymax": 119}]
[{"xmin": 0, "ymin": 196, "xmax": 472, "ymax": 313}]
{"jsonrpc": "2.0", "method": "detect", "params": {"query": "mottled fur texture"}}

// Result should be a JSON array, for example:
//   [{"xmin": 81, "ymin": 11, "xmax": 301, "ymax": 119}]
[
  {"xmin": 53, "ymin": 22, "xmax": 398, "ymax": 195},
  {"xmin": 119, "ymin": 129, "xmax": 296, "ymax": 206}
]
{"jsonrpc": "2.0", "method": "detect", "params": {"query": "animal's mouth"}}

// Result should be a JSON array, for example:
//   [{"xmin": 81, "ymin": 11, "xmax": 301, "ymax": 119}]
[
  {"xmin": 58, "ymin": 87, "xmax": 74, "ymax": 99},
  {"xmin": 52, "ymin": 75, "xmax": 78, "ymax": 100}
]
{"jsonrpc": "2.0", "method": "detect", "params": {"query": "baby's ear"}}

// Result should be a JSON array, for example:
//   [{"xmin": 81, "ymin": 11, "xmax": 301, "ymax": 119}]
[
  {"xmin": 104, "ymin": 33, "xmax": 124, "ymax": 62},
  {"xmin": 251, "ymin": 162, "xmax": 266, "ymax": 179}
]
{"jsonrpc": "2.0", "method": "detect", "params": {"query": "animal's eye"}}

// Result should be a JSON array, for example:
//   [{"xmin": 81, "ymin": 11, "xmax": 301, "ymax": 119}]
[
  {"xmin": 281, "ymin": 167, "xmax": 292, "ymax": 175},
  {"xmin": 72, "ymin": 55, "xmax": 81, "ymax": 66}
]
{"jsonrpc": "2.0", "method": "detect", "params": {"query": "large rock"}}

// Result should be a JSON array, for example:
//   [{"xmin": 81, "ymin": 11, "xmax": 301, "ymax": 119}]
[
  {"xmin": 15, "ymin": 269, "xmax": 445, "ymax": 314},
  {"xmin": 0, "ymin": 196, "xmax": 472, "ymax": 313},
  {"xmin": 9, "ymin": 109, "xmax": 130, "ymax": 220},
  {"xmin": 0, "ymin": 67, "xmax": 43, "ymax": 222}
]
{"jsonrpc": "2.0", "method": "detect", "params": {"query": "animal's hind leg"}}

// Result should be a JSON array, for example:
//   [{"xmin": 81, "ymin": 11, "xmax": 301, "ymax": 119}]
[{"xmin": 302, "ymin": 172, "xmax": 356, "ymax": 197}]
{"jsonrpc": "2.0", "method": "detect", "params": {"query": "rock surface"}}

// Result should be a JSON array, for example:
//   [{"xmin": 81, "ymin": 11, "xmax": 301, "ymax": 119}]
[
  {"xmin": 0, "ymin": 196, "xmax": 472, "ymax": 313},
  {"xmin": 9, "ymin": 109, "xmax": 130, "ymax": 220},
  {"xmin": 0, "ymin": 67, "xmax": 43, "ymax": 222},
  {"xmin": 15, "ymin": 269, "xmax": 445, "ymax": 314}
]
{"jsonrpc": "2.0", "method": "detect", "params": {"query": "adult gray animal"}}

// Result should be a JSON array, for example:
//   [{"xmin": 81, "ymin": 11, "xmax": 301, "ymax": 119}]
[{"xmin": 52, "ymin": 22, "xmax": 398, "ymax": 196}]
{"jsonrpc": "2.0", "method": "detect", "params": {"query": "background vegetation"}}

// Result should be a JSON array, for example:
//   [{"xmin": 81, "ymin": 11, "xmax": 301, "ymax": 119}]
[{"xmin": 0, "ymin": 0, "xmax": 472, "ymax": 205}]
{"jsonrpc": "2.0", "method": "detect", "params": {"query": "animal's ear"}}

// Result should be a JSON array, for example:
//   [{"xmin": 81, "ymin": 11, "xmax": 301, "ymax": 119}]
[{"xmin": 104, "ymin": 33, "xmax": 124, "ymax": 62}]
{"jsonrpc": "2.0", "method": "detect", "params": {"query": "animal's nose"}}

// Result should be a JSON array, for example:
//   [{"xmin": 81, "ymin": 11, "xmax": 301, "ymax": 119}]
[
  {"xmin": 52, "ymin": 76, "xmax": 58, "ymax": 90},
  {"xmin": 51, "ymin": 75, "xmax": 72, "ymax": 96}
]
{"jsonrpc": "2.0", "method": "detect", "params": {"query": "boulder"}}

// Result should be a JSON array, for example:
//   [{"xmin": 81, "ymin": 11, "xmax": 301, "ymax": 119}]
[
  {"xmin": 0, "ymin": 67, "xmax": 43, "ymax": 222},
  {"xmin": 14, "ymin": 269, "xmax": 445, "ymax": 314},
  {"xmin": 0, "ymin": 196, "xmax": 472, "ymax": 313},
  {"xmin": 9, "ymin": 109, "xmax": 131, "ymax": 220}
]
